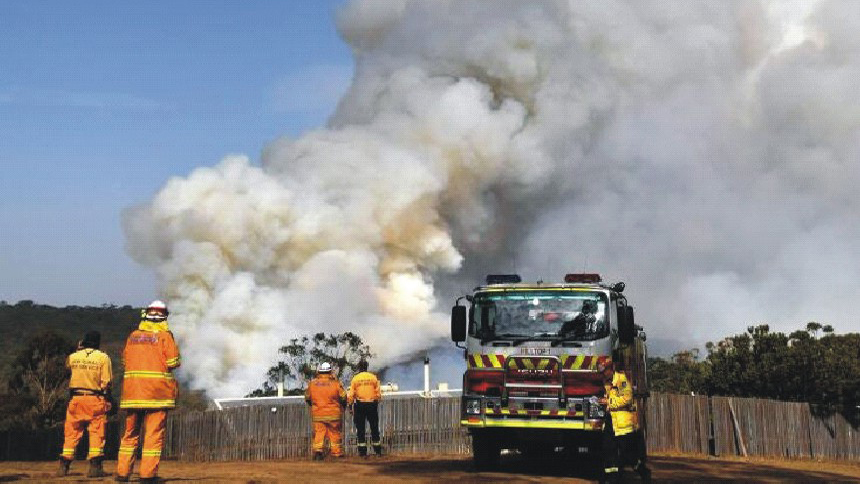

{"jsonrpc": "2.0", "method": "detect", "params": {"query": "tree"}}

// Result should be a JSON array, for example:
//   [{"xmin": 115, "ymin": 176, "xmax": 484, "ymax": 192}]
[
  {"xmin": 248, "ymin": 332, "xmax": 373, "ymax": 397},
  {"xmin": 647, "ymin": 349, "xmax": 709, "ymax": 395},
  {"xmin": 806, "ymin": 321, "xmax": 823, "ymax": 338},
  {"xmin": 4, "ymin": 331, "xmax": 74, "ymax": 429}
]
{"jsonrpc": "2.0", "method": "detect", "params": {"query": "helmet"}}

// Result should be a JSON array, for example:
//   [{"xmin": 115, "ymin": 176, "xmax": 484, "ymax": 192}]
[
  {"xmin": 581, "ymin": 299, "xmax": 597, "ymax": 313},
  {"xmin": 318, "ymin": 362, "xmax": 332, "ymax": 373},
  {"xmin": 145, "ymin": 300, "xmax": 169, "ymax": 322}
]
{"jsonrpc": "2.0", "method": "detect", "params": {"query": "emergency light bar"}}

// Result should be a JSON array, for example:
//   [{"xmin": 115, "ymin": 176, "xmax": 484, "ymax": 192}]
[
  {"xmin": 564, "ymin": 273, "xmax": 602, "ymax": 283},
  {"xmin": 486, "ymin": 274, "xmax": 522, "ymax": 285}
]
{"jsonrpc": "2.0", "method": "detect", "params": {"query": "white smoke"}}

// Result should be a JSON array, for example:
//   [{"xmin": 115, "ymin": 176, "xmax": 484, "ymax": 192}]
[{"xmin": 124, "ymin": 0, "xmax": 860, "ymax": 397}]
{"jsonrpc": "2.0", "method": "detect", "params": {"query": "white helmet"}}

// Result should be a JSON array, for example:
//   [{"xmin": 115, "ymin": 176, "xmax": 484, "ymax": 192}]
[
  {"xmin": 318, "ymin": 362, "xmax": 332, "ymax": 373},
  {"xmin": 145, "ymin": 300, "xmax": 169, "ymax": 322}
]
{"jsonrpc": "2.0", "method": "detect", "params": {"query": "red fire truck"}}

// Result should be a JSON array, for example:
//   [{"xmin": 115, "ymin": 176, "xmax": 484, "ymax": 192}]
[{"xmin": 451, "ymin": 273, "xmax": 648, "ymax": 469}]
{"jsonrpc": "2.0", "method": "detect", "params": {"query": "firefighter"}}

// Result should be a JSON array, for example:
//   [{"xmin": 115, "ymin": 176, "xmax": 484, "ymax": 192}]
[
  {"xmin": 305, "ymin": 362, "xmax": 347, "ymax": 460},
  {"xmin": 347, "ymin": 360, "xmax": 382, "ymax": 457},
  {"xmin": 116, "ymin": 300, "xmax": 181, "ymax": 483},
  {"xmin": 560, "ymin": 299, "xmax": 598, "ymax": 337},
  {"xmin": 57, "ymin": 331, "xmax": 112, "ymax": 477},
  {"xmin": 598, "ymin": 360, "xmax": 650, "ymax": 484}
]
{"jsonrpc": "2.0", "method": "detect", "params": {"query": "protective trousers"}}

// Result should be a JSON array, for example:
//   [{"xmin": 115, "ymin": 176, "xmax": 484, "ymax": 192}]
[
  {"xmin": 61, "ymin": 395, "xmax": 108, "ymax": 460},
  {"xmin": 117, "ymin": 409, "xmax": 167, "ymax": 479},
  {"xmin": 312, "ymin": 420, "xmax": 343, "ymax": 456},
  {"xmin": 353, "ymin": 402, "xmax": 381, "ymax": 455},
  {"xmin": 602, "ymin": 415, "xmax": 647, "ymax": 480}
]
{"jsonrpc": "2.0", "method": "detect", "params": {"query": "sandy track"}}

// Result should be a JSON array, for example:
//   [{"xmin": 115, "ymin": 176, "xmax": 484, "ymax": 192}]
[{"xmin": 3, "ymin": 453, "xmax": 860, "ymax": 483}]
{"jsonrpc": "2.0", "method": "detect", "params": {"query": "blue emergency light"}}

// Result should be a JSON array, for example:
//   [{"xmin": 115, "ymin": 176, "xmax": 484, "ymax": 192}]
[{"xmin": 486, "ymin": 274, "xmax": 522, "ymax": 285}]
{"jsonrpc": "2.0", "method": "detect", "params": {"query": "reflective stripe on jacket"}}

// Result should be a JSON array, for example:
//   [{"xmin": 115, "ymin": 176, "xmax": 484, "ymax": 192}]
[
  {"xmin": 305, "ymin": 374, "xmax": 346, "ymax": 421},
  {"xmin": 348, "ymin": 371, "xmax": 381, "ymax": 405},
  {"xmin": 67, "ymin": 348, "xmax": 112, "ymax": 392},
  {"xmin": 120, "ymin": 320, "xmax": 181, "ymax": 409},
  {"xmin": 606, "ymin": 371, "xmax": 637, "ymax": 436}
]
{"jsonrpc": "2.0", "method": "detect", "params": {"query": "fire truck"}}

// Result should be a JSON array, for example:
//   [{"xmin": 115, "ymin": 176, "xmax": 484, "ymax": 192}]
[{"xmin": 450, "ymin": 273, "xmax": 648, "ymax": 469}]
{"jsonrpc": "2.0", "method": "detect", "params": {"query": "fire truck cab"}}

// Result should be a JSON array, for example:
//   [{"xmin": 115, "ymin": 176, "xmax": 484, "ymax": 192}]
[{"xmin": 451, "ymin": 273, "xmax": 648, "ymax": 469}]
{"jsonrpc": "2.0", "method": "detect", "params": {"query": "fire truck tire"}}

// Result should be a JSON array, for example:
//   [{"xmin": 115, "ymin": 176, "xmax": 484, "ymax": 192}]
[
  {"xmin": 518, "ymin": 445, "xmax": 540, "ymax": 460},
  {"xmin": 471, "ymin": 432, "xmax": 500, "ymax": 471}
]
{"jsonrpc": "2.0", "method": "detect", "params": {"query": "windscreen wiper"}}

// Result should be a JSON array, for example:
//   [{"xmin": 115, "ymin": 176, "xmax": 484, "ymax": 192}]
[
  {"xmin": 481, "ymin": 333, "xmax": 528, "ymax": 345},
  {"xmin": 508, "ymin": 338, "xmax": 534, "ymax": 346},
  {"xmin": 551, "ymin": 338, "xmax": 583, "ymax": 347}
]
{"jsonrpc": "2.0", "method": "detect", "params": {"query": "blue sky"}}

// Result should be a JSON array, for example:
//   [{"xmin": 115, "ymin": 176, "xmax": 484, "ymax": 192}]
[{"xmin": 0, "ymin": 0, "xmax": 352, "ymax": 306}]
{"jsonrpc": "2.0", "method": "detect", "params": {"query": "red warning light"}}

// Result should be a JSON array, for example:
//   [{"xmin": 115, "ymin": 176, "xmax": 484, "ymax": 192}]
[{"xmin": 564, "ymin": 273, "xmax": 602, "ymax": 283}]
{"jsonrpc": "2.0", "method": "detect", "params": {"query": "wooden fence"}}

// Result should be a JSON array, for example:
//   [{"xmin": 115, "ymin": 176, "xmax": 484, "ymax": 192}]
[
  {"xmin": 163, "ymin": 396, "xmax": 469, "ymax": 461},
  {"xmin": 643, "ymin": 394, "xmax": 860, "ymax": 461},
  {"xmin": 4, "ymin": 393, "xmax": 860, "ymax": 462},
  {"xmin": 645, "ymin": 392, "xmax": 710, "ymax": 455},
  {"xmin": 711, "ymin": 396, "xmax": 860, "ymax": 460}
]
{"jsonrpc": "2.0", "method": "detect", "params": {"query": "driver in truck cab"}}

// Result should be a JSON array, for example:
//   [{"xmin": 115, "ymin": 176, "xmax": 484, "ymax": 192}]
[{"xmin": 559, "ymin": 299, "xmax": 598, "ymax": 338}]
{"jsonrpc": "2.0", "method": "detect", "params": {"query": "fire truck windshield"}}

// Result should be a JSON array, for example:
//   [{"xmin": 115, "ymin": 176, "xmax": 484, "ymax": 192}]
[{"xmin": 471, "ymin": 291, "xmax": 609, "ymax": 342}]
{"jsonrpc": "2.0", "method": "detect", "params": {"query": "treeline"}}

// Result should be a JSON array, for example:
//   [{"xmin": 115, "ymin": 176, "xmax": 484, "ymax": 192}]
[
  {"xmin": 0, "ymin": 300, "xmax": 140, "ymax": 376},
  {"xmin": 648, "ymin": 322, "xmax": 860, "ymax": 411},
  {"xmin": 0, "ymin": 300, "xmax": 206, "ymax": 430}
]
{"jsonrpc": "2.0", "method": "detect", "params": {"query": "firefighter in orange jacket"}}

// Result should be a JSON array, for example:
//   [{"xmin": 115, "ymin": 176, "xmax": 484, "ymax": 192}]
[
  {"xmin": 57, "ymin": 331, "xmax": 112, "ymax": 477},
  {"xmin": 599, "ymin": 360, "xmax": 650, "ymax": 483},
  {"xmin": 116, "ymin": 300, "xmax": 181, "ymax": 483},
  {"xmin": 305, "ymin": 362, "xmax": 347, "ymax": 460},
  {"xmin": 347, "ymin": 360, "xmax": 382, "ymax": 457}
]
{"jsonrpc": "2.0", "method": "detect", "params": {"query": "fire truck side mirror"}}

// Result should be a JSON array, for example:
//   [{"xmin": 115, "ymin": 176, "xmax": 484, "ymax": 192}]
[
  {"xmin": 451, "ymin": 305, "xmax": 467, "ymax": 342},
  {"xmin": 619, "ymin": 306, "xmax": 635, "ymax": 345}
]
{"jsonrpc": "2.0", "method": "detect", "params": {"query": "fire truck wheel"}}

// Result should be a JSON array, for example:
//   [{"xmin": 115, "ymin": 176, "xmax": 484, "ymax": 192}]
[{"xmin": 471, "ymin": 431, "xmax": 500, "ymax": 471}]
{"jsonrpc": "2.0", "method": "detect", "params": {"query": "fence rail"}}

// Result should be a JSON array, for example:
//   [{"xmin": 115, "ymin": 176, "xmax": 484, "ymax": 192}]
[{"xmin": 3, "ymin": 392, "xmax": 860, "ymax": 462}]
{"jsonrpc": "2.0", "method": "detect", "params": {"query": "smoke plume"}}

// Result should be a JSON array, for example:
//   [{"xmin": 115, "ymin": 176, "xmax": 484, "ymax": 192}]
[{"xmin": 124, "ymin": 0, "xmax": 860, "ymax": 397}]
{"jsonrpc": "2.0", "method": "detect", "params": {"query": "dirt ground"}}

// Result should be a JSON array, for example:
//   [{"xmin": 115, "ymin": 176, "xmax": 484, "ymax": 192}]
[{"xmin": 3, "ymin": 453, "xmax": 860, "ymax": 483}]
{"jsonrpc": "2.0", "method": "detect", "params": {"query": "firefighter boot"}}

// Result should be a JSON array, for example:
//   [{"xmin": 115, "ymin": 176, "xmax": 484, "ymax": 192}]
[
  {"xmin": 312, "ymin": 451, "xmax": 324, "ymax": 461},
  {"xmin": 373, "ymin": 443, "xmax": 383, "ymax": 456},
  {"xmin": 358, "ymin": 445, "xmax": 368, "ymax": 458},
  {"xmin": 56, "ymin": 458, "xmax": 71, "ymax": 477},
  {"xmin": 635, "ymin": 462, "xmax": 652, "ymax": 483},
  {"xmin": 599, "ymin": 469, "xmax": 621, "ymax": 484},
  {"xmin": 87, "ymin": 457, "xmax": 106, "ymax": 478},
  {"xmin": 114, "ymin": 475, "xmax": 130, "ymax": 482}
]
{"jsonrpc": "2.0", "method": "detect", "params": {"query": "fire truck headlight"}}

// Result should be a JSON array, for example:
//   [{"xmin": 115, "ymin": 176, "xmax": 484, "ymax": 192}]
[{"xmin": 465, "ymin": 398, "xmax": 482, "ymax": 415}]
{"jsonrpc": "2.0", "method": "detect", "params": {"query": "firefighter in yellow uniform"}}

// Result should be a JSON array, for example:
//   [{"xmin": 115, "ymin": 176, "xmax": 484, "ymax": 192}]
[
  {"xmin": 305, "ymin": 362, "xmax": 347, "ymax": 460},
  {"xmin": 599, "ymin": 360, "xmax": 650, "ymax": 484},
  {"xmin": 57, "ymin": 331, "xmax": 112, "ymax": 477},
  {"xmin": 116, "ymin": 300, "xmax": 181, "ymax": 483},
  {"xmin": 347, "ymin": 360, "xmax": 383, "ymax": 457}
]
